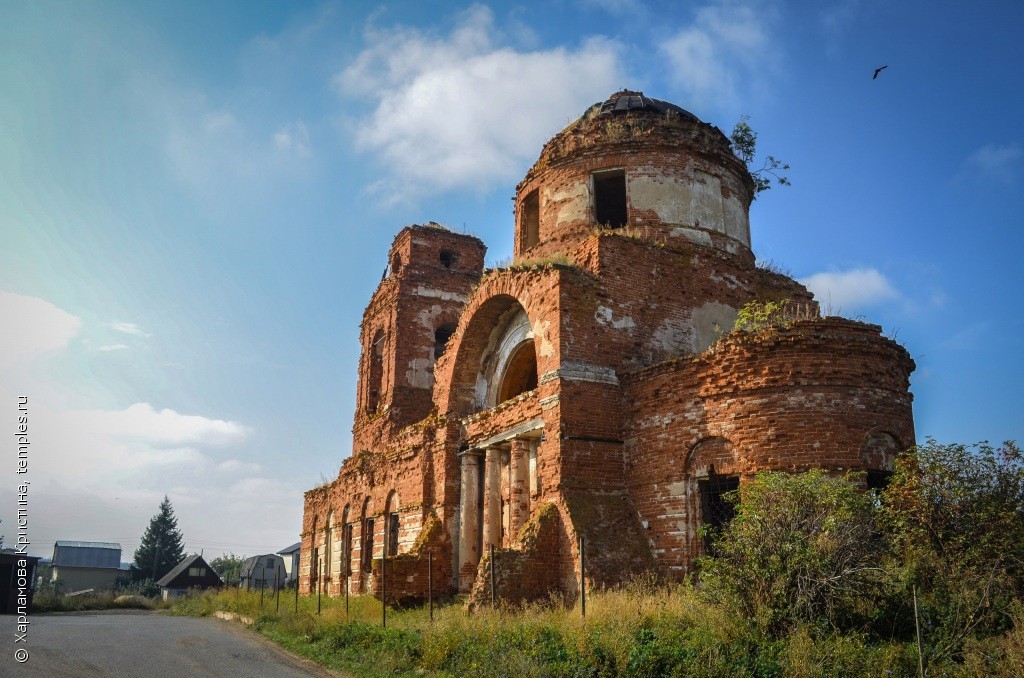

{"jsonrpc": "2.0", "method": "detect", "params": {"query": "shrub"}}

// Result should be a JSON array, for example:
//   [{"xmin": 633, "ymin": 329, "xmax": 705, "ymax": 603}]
[
  {"xmin": 881, "ymin": 439, "xmax": 1024, "ymax": 665},
  {"xmin": 699, "ymin": 470, "xmax": 884, "ymax": 637},
  {"xmin": 732, "ymin": 299, "xmax": 790, "ymax": 333}
]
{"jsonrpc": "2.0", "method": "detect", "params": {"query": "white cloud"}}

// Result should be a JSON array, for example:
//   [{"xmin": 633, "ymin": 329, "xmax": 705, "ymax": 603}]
[
  {"xmin": 97, "ymin": 343, "xmax": 130, "ymax": 352},
  {"xmin": 658, "ymin": 0, "xmax": 779, "ymax": 112},
  {"xmin": 800, "ymin": 268, "xmax": 899, "ymax": 312},
  {"xmin": 110, "ymin": 321, "xmax": 151, "ymax": 338},
  {"xmin": 218, "ymin": 459, "xmax": 263, "ymax": 474},
  {"xmin": 70, "ymin": 402, "xmax": 249, "ymax": 447},
  {"xmin": 960, "ymin": 143, "xmax": 1021, "ymax": 182},
  {"xmin": 581, "ymin": 0, "xmax": 647, "ymax": 15},
  {"xmin": 335, "ymin": 5, "xmax": 625, "ymax": 201},
  {"xmin": 0, "ymin": 291, "xmax": 81, "ymax": 370},
  {"xmin": 273, "ymin": 121, "xmax": 311, "ymax": 156}
]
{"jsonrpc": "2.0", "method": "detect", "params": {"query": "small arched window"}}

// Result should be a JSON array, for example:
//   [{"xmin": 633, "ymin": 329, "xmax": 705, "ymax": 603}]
[
  {"xmin": 434, "ymin": 323, "xmax": 457, "ymax": 360},
  {"xmin": 522, "ymin": 189, "xmax": 540, "ymax": 249},
  {"xmin": 324, "ymin": 511, "xmax": 334, "ymax": 578},
  {"xmin": 361, "ymin": 497, "xmax": 374, "ymax": 572},
  {"xmin": 366, "ymin": 329, "xmax": 385, "ymax": 413},
  {"xmin": 385, "ymin": 491, "xmax": 400, "ymax": 557},
  {"xmin": 439, "ymin": 250, "xmax": 457, "ymax": 269},
  {"xmin": 341, "ymin": 505, "xmax": 352, "ymax": 577}
]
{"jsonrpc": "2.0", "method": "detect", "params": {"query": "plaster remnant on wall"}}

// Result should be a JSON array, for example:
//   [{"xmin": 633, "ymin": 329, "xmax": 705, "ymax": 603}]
[
  {"xmin": 549, "ymin": 181, "xmax": 590, "ymax": 227},
  {"xmin": 416, "ymin": 304, "xmax": 446, "ymax": 329},
  {"xmin": 669, "ymin": 227, "xmax": 713, "ymax": 247},
  {"xmin": 532, "ymin": 319, "xmax": 555, "ymax": 357},
  {"xmin": 709, "ymin": 271, "xmax": 742, "ymax": 291},
  {"xmin": 666, "ymin": 481, "xmax": 687, "ymax": 497},
  {"xmin": 722, "ymin": 192, "xmax": 750, "ymax": 244},
  {"xmin": 652, "ymin": 315, "xmax": 692, "ymax": 357},
  {"xmin": 539, "ymin": 394, "xmax": 560, "ymax": 409},
  {"xmin": 539, "ymin": 361, "xmax": 619, "ymax": 386},
  {"xmin": 628, "ymin": 171, "xmax": 692, "ymax": 225},
  {"xmin": 690, "ymin": 302, "xmax": 737, "ymax": 353},
  {"xmin": 406, "ymin": 358, "xmax": 434, "ymax": 389},
  {"xmin": 414, "ymin": 286, "xmax": 468, "ymax": 302},
  {"xmin": 690, "ymin": 171, "xmax": 726, "ymax": 237},
  {"xmin": 595, "ymin": 305, "xmax": 636, "ymax": 330}
]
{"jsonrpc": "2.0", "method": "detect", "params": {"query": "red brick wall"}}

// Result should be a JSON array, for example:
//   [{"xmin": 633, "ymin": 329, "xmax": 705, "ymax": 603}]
[{"xmin": 622, "ymin": 318, "xmax": 916, "ymax": 576}]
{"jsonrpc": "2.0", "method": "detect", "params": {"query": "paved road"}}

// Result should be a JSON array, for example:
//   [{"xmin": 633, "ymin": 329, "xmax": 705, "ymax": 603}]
[{"xmin": 2, "ymin": 610, "xmax": 334, "ymax": 677}]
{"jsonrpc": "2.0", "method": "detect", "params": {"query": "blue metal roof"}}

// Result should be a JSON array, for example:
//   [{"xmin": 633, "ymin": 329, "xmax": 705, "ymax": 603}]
[
  {"xmin": 52, "ymin": 541, "xmax": 122, "ymax": 568},
  {"xmin": 54, "ymin": 540, "xmax": 121, "ymax": 550}
]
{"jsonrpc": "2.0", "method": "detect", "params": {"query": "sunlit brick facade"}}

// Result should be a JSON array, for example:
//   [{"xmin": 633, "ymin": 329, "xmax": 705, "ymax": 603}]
[{"xmin": 300, "ymin": 91, "xmax": 915, "ymax": 604}]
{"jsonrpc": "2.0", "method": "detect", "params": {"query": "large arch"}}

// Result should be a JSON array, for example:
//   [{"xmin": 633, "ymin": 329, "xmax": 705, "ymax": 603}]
[{"xmin": 438, "ymin": 293, "xmax": 540, "ymax": 415}]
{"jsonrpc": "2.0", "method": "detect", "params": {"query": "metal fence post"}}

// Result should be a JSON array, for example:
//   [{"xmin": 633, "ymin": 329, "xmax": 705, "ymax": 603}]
[
  {"xmin": 275, "ymin": 569, "xmax": 280, "ymax": 612},
  {"xmin": 489, "ymin": 543, "xmax": 496, "ymax": 607},
  {"xmin": 913, "ymin": 585, "xmax": 925, "ymax": 678},
  {"xmin": 579, "ymin": 535, "xmax": 586, "ymax": 620},
  {"xmin": 294, "ymin": 575, "xmax": 299, "ymax": 614},
  {"xmin": 260, "ymin": 567, "xmax": 265, "ymax": 608},
  {"xmin": 428, "ymin": 552, "xmax": 433, "ymax": 622}
]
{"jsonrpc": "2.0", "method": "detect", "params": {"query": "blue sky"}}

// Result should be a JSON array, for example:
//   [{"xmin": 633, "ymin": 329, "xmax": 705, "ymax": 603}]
[{"xmin": 2, "ymin": 0, "xmax": 1022, "ymax": 560}]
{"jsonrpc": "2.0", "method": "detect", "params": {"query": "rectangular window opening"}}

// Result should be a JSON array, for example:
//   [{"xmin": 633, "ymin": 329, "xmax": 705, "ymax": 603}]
[
  {"xmin": 699, "ymin": 474, "xmax": 739, "ymax": 554},
  {"xmin": 522, "ymin": 189, "xmax": 540, "ymax": 249},
  {"xmin": 593, "ymin": 170, "xmax": 627, "ymax": 228}
]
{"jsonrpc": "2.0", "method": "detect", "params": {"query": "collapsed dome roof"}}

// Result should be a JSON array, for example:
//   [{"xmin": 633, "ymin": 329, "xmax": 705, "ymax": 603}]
[{"xmin": 585, "ymin": 90, "xmax": 699, "ymax": 122}]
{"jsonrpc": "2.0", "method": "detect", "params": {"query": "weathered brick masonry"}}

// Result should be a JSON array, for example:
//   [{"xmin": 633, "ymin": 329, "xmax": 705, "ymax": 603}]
[{"xmin": 300, "ymin": 91, "xmax": 915, "ymax": 604}]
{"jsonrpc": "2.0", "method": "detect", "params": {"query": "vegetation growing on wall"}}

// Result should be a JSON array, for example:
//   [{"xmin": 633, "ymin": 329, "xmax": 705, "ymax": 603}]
[{"xmin": 730, "ymin": 116, "xmax": 791, "ymax": 198}]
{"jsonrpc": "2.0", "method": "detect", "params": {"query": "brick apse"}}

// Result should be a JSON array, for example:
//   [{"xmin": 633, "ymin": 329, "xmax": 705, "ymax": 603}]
[{"xmin": 299, "ymin": 91, "xmax": 915, "ymax": 605}]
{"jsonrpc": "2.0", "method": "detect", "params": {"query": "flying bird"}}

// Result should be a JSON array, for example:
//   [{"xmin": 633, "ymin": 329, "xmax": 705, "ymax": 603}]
[{"xmin": 873, "ymin": 65, "xmax": 888, "ymax": 80}]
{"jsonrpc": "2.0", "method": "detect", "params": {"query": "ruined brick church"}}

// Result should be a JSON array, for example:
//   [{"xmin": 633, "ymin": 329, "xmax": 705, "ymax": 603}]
[{"xmin": 300, "ymin": 91, "xmax": 915, "ymax": 604}]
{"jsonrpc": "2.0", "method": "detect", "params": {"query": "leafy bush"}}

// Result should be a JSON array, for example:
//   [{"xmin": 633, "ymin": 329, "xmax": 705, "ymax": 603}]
[
  {"xmin": 699, "ymin": 470, "xmax": 884, "ymax": 637},
  {"xmin": 732, "ymin": 299, "xmax": 791, "ymax": 333},
  {"xmin": 881, "ymin": 439, "xmax": 1024, "ymax": 665}
]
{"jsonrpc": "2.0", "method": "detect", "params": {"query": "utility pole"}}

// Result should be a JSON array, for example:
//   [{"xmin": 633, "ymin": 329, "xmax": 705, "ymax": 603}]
[{"xmin": 151, "ymin": 538, "xmax": 161, "ymax": 581}]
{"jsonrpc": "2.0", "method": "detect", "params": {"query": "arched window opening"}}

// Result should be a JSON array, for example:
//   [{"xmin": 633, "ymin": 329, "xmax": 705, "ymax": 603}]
[
  {"xmin": 310, "ymin": 515, "xmax": 319, "ymax": 587},
  {"xmin": 434, "ymin": 323, "xmax": 457, "ymax": 360},
  {"xmin": 324, "ymin": 512, "xmax": 334, "ymax": 580},
  {"xmin": 497, "ymin": 341, "xmax": 538, "ymax": 403},
  {"xmin": 361, "ymin": 498, "xmax": 374, "ymax": 573},
  {"xmin": 390, "ymin": 253, "xmax": 402, "ymax": 276},
  {"xmin": 385, "ymin": 491, "xmax": 400, "ymax": 557},
  {"xmin": 699, "ymin": 470, "xmax": 739, "ymax": 554},
  {"xmin": 341, "ymin": 505, "xmax": 352, "ymax": 578},
  {"xmin": 366, "ymin": 329, "xmax": 385, "ymax": 414},
  {"xmin": 439, "ymin": 249, "xmax": 457, "ymax": 269}
]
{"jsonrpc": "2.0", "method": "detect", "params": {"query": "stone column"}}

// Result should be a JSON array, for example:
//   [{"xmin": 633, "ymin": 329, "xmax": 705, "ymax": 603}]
[
  {"xmin": 457, "ymin": 450, "xmax": 482, "ymax": 590},
  {"xmin": 509, "ymin": 438, "xmax": 531, "ymax": 542},
  {"xmin": 483, "ymin": 446, "xmax": 502, "ymax": 550}
]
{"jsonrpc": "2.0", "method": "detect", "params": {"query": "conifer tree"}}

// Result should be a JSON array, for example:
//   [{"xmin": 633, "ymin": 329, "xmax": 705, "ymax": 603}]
[{"xmin": 131, "ymin": 495, "xmax": 186, "ymax": 581}]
